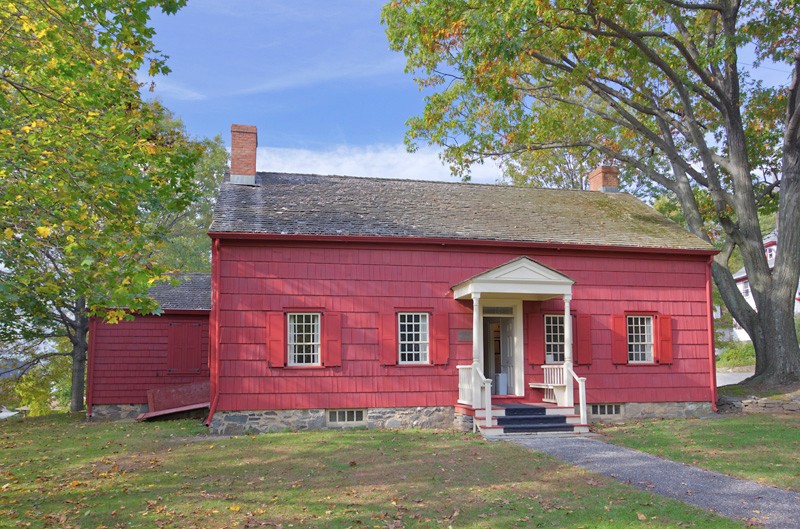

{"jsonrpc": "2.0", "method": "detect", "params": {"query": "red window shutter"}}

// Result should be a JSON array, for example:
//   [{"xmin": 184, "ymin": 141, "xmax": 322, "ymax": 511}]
[
  {"xmin": 379, "ymin": 313, "xmax": 397, "ymax": 366},
  {"xmin": 168, "ymin": 322, "xmax": 203, "ymax": 372},
  {"xmin": 658, "ymin": 315, "xmax": 673, "ymax": 365},
  {"xmin": 526, "ymin": 311, "xmax": 545, "ymax": 365},
  {"xmin": 266, "ymin": 312, "xmax": 285, "ymax": 368},
  {"xmin": 323, "ymin": 312, "xmax": 342, "ymax": 367},
  {"xmin": 575, "ymin": 314, "xmax": 592, "ymax": 365},
  {"xmin": 611, "ymin": 315, "xmax": 629, "ymax": 365},
  {"xmin": 430, "ymin": 313, "xmax": 450, "ymax": 365}
]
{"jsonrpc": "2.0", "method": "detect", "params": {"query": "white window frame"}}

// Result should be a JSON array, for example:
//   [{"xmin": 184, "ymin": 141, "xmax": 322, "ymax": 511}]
[
  {"xmin": 544, "ymin": 314, "xmax": 565, "ymax": 364},
  {"xmin": 327, "ymin": 409, "xmax": 366, "ymax": 427},
  {"xmin": 398, "ymin": 312, "xmax": 429, "ymax": 364},
  {"xmin": 287, "ymin": 313, "xmax": 321, "ymax": 366},
  {"xmin": 627, "ymin": 315, "xmax": 654, "ymax": 364},
  {"xmin": 741, "ymin": 281, "xmax": 751, "ymax": 297}
]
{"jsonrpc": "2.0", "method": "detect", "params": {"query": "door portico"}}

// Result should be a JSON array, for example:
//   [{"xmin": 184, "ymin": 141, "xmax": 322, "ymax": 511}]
[{"xmin": 452, "ymin": 257, "xmax": 583, "ymax": 416}]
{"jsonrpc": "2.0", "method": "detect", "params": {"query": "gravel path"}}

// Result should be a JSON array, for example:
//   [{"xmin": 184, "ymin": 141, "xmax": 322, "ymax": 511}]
[{"xmin": 508, "ymin": 436, "xmax": 800, "ymax": 528}]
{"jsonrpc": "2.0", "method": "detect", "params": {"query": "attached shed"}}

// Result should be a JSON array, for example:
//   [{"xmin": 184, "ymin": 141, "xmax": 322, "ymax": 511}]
[{"xmin": 87, "ymin": 273, "xmax": 211, "ymax": 419}]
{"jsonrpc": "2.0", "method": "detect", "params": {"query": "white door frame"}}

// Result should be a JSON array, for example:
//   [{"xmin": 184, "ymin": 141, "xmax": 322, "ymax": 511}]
[{"xmin": 480, "ymin": 299, "xmax": 525, "ymax": 397}]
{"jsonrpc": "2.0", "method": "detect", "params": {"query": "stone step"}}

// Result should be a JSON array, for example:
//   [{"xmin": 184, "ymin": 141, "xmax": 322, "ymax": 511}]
[{"xmin": 496, "ymin": 414, "xmax": 567, "ymax": 426}]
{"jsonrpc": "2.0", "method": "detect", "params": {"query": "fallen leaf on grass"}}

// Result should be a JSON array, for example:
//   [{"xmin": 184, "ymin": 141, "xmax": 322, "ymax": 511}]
[{"xmin": 637, "ymin": 512, "xmax": 647, "ymax": 521}]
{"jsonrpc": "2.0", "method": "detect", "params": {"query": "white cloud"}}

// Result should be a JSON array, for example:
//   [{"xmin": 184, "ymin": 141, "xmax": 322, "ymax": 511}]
[
  {"xmin": 255, "ymin": 144, "xmax": 504, "ymax": 185},
  {"xmin": 145, "ymin": 78, "xmax": 207, "ymax": 101},
  {"xmin": 235, "ymin": 57, "xmax": 406, "ymax": 95}
]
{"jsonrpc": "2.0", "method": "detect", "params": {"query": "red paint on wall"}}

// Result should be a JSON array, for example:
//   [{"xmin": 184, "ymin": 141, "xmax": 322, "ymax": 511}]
[
  {"xmin": 88, "ymin": 314, "xmax": 210, "ymax": 406},
  {"xmin": 212, "ymin": 239, "xmax": 714, "ymax": 411}
]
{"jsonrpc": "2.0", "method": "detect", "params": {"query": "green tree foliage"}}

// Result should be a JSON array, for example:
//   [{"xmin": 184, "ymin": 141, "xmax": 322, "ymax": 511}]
[
  {"xmin": 156, "ymin": 134, "xmax": 228, "ymax": 272},
  {"xmin": 505, "ymin": 148, "xmax": 658, "ymax": 197},
  {"xmin": 384, "ymin": 0, "xmax": 800, "ymax": 384},
  {"xmin": 0, "ymin": 0, "xmax": 200, "ymax": 411}
]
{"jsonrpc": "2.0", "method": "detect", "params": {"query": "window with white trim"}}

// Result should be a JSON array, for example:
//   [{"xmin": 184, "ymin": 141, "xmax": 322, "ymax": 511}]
[
  {"xmin": 627, "ymin": 315, "xmax": 654, "ymax": 363},
  {"xmin": 287, "ymin": 313, "xmax": 320, "ymax": 366},
  {"xmin": 544, "ymin": 314, "xmax": 565, "ymax": 364},
  {"xmin": 398, "ymin": 312, "xmax": 429, "ymax": 364},
  {"xmin": 591, "ymin": 404, "xmax": 622, "ymax": 416},
  {"xmin": 328, "ymin": 409, "xmax": 365, "ymax": 426},
  {"xmin": 741, "ymin": 281, "xmax": 751, "ymax": 297}
]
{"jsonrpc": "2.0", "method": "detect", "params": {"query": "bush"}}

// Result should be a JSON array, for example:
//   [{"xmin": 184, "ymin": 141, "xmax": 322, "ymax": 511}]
[{"xmin": 716, "ymin": 341, "xmax": 756, "ymax": 368}]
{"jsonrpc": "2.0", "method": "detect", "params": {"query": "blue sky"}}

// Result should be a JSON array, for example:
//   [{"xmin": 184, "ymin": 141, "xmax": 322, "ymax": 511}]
[
  {"xmin": 146, "ymin": 2, "xmax": 792, "ymax": 185},
  {"xmin": 146, "ymin": 1, "xmax": 502, "ymax": 183}
]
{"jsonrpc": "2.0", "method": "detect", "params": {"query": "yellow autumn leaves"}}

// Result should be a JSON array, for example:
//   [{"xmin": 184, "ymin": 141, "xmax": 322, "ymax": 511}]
[{"xmin": 1, "ymin": 226, "xmax": 55, "ymax": 239}]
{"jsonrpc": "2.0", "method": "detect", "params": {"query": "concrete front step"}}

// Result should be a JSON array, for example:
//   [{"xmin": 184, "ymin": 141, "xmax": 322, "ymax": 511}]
[
  {"xmin": 476, "ymin": 414, "xmax": 585, "ymax": 427},
  {"xmin": 475, "ymin": 402, "xmax": 589, "ymax": 437},
  {"xmin": 484, "ymin": 402, "xmax": 576, "ymax": 417},
  {"xmin": 479, "ymin": 423, "xmax": 590, "ymax": 438},
  {"xmin": 497, "ymin": 414, "xmax": 568, "ymax": 426}
]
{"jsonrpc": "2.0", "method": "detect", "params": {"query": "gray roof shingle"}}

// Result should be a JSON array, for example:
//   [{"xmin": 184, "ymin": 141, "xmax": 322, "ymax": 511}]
[
  {"xmin": 149, "ymin": 273, "xmax": 211, "ymax": 311},
  {"xmin": 209, "ymin": 172, "xmax": 713, "ymax": 251}
]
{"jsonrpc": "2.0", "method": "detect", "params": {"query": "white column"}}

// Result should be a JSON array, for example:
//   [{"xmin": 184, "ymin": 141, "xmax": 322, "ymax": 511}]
[
  {"xmin": 563, "ymin": 293, "xmax": 574, "ymax": 407},
  {"xmin": 472, "ymin": 293, "xmax": 482, "ymax": 364},
  {"xmin": 471, "ymin": 293, "xmax": 483, "ymax": 408}
]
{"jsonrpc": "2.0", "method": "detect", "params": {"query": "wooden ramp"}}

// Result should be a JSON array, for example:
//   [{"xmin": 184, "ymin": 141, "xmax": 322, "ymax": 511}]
[{"xmin": 136, "ymin": 381, "xmax": 210, "ymax": 421}]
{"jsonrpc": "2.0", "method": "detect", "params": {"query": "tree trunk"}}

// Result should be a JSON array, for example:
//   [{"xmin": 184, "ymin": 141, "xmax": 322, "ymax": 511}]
[
  {"xmin": 69, "ymin": 298, "xmax": 89, "ymax": 413},
  {"xmin": 748, "ymin": 297, "xmax": 800, "ymax": 385},
  {"xmin": 747, "ymin": 58, "xmax": 800, "ymax": 385}
]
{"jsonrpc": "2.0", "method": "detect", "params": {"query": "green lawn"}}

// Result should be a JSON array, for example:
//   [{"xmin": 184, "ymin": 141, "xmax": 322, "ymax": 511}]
[
  {"xmin": 598, "ymin": 414, "xmax": 800, "ymax": 492},
  {"xmin": 0, "ymin": 414, "xmax": 745, "ymax": 528}
]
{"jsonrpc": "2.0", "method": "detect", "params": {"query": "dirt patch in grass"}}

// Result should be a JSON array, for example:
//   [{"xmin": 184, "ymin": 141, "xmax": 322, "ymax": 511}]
[{"xmin": 0, "ymin": 414, "xmax": 746, "ymax": 528}]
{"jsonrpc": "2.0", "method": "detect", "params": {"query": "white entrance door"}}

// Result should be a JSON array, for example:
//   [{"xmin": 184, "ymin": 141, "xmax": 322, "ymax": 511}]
[{"xmin": 482, "ymin": 301, "xmax": 524, "ymax": 396}]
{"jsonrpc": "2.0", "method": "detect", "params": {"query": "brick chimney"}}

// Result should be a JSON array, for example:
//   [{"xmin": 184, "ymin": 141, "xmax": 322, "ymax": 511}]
[
  {"xmin": 230, "ymin": 124, "xmax": 257, "ymax": 185},
  {"xmin": 588, "ymin": 165, "xmax": 619, "ymax": 192}
]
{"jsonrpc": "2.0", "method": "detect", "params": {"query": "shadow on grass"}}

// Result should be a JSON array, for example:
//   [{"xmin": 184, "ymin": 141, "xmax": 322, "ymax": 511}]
[{"xmin": 0, "ymin": 415, "xmax": 746, "ymax": 528}]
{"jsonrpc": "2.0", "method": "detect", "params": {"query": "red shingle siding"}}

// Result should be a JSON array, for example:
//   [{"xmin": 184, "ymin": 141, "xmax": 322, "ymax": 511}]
[
  {"xmin": 214, "ymin": 241, "xmax": 713, "ymax": 410},
  {"xmin": 90, "ymin": 314, "xmax": 210, "ymax": 405}
]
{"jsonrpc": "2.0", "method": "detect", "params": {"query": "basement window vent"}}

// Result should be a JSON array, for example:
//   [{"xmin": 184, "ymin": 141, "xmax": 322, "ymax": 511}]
[
  {"xmin": 591, "ymin": 404, "xmax": 622, "ymax": 415},
  {"xmin": 328, "ymin": 409, "xmax": 365, "ymax": 426}
]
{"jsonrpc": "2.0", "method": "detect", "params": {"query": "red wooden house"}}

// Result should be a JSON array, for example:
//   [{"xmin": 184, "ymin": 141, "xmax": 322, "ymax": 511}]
[
  {"xmin": 87, "ymin": 273, "xmax": 211, "ymax": 419},
  {"xmin": 88, "ymin": 124, "xmax": 718, "ymax": 435}
]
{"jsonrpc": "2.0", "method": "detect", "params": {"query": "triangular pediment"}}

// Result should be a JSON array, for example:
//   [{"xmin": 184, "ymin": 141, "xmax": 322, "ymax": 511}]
[{"xmin": 451, "ymin": 257, "xmax": 574, "ymax": 300}]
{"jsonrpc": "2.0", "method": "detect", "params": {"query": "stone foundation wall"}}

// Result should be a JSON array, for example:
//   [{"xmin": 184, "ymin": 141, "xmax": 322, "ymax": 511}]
[
  {"xmin": 210, "ymin": 406, "xmax": 457, "ymax": 435},
  {"xmin": 453, "ymin": 412, "xmax": 474, "ymax": 432},
  {"xmin": 90, "ymin": 404, "xmax": 147, "ymax": 421},
  {"xmin": 718, "ymin": 395, "xmax": 800, "ymax": 414},
  {"xmin": 590, "ymin": 401, "xmax": 715, "ymax": 422}
]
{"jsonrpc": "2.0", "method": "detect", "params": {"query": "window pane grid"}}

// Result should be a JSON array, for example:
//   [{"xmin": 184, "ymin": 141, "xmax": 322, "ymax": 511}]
[
  {"xmin": 328, "ymin": 409, "xmax": 365, "ymax": 424},
  {"xmin": 288, "ymin": 313, "xmax": 320, "ymax": 366},
  {"xmin": 627, "ymin": 315, "xmax": 653, "ymax": 363},
  {"xmin": 544, "ymin": 315, "xmax": 565, "ymax": 363},
  {"xmin": 398, "ymin": 312, "xmax": 429, "ymax": 364}
]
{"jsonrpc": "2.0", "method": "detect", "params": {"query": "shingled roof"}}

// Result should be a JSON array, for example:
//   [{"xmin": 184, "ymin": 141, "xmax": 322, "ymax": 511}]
[
  {"xmin": 148, "ymin": 273, "xmax": 211, "ymax": 311},
  {"xmin": 209, "ymin": 172, "xmax": 713, "ymax": 251}
]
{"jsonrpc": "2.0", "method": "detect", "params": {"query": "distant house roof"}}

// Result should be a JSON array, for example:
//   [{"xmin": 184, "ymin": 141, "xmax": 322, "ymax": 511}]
[
  {"xmin": 149, "ymin": 273, "xmax": 211, "ymax": 311},
  {"xmin": 209, "ymin": 172, "xmax": 713, "ymax": 252}
]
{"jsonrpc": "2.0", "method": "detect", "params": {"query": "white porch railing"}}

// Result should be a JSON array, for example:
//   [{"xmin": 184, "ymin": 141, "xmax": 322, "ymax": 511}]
[
  {"xmin": 531, "ymin": 364, "xmax": 587, "ymax": 425},
  {"xmin": 457, "ymin": 362, "xmax": 493, "ymax": 429},
  {"xmin": 565, "ymin": 366, "xmax": 588, "ymax": 425},
  {"xmin": 535, "ymin": 365, "xmax": 563, "ymax": 403}
]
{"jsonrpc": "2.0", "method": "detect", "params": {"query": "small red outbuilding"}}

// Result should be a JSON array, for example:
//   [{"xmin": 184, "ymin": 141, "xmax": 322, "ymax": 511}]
[{"xmin": 87, "ymin": 273, "xmax": 210, "ymax": 419}]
